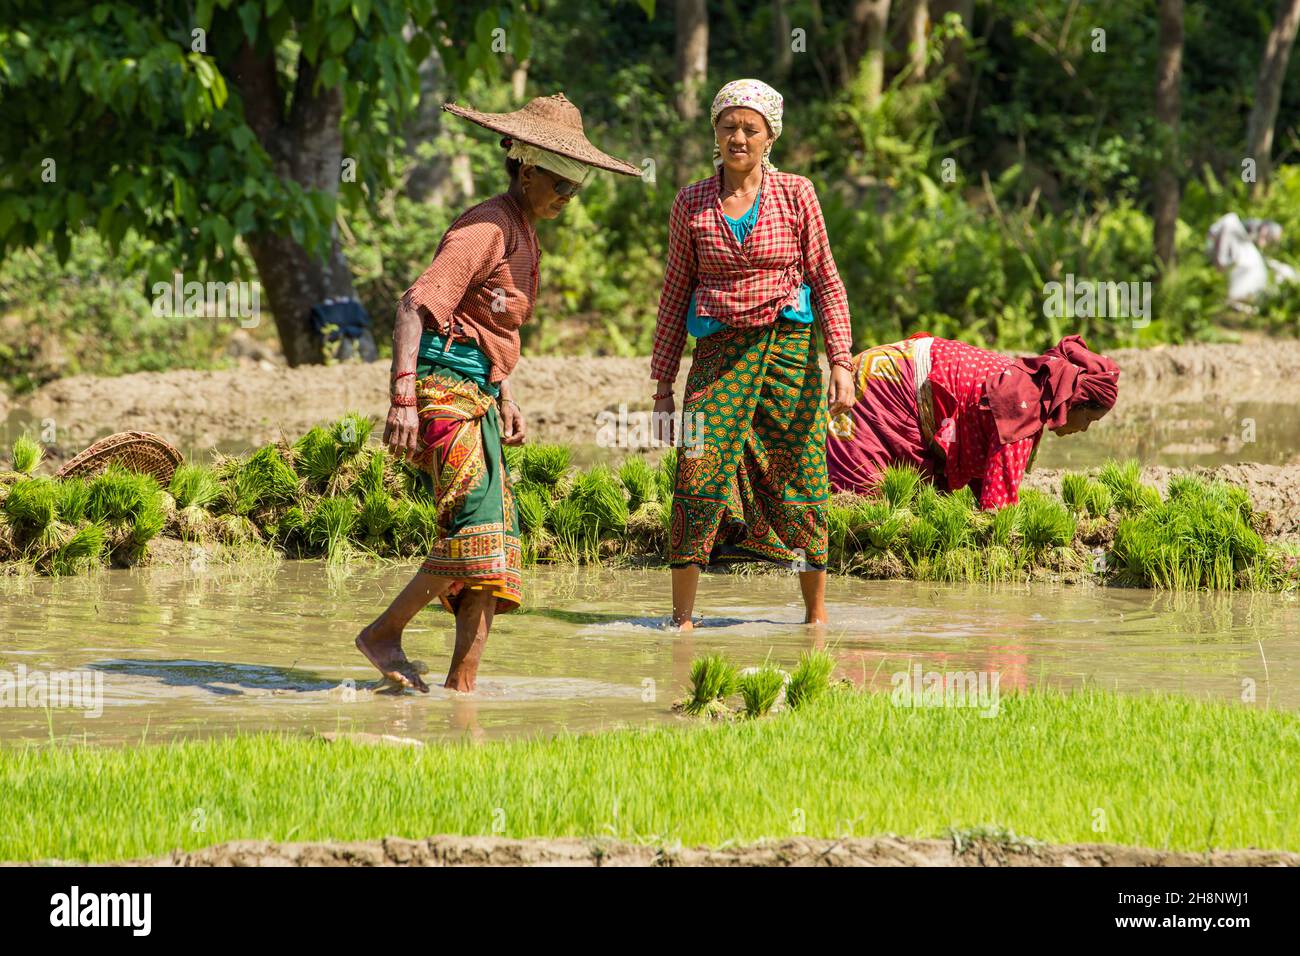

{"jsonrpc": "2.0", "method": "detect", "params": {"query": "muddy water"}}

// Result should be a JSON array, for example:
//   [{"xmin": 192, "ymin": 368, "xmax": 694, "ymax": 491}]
[{"xmin": 1, "ymin": 563, "xmax": 1296, "ymax": 747}]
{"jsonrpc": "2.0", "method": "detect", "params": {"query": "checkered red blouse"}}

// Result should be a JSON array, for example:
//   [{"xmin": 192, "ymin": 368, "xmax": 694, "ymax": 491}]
[
  {"xmin": 401, "ymin": 193, "xmax": 539, "ymax": 385},
  {"xmin": 650, "ymin": 168, "xmax": 853, "ymax": 382}
]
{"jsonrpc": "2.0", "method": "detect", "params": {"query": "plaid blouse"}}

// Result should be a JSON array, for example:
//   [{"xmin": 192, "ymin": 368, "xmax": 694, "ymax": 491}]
[
  {"xmin": 401, "ymin": 192, "xmax": 539, "ymax": 385},
  {"xmin": 650, "ymin": 168, "xmax": 853, "ymax": 382}
]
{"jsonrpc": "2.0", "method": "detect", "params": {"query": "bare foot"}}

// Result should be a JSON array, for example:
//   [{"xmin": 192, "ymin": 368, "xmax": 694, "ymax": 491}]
[
  {"xmin": 803, "ymin": 610, "xmax": 828, "ymax": 625},
  {"xmin": 672, "ymin": 616, "xmax": 695, "ymax": 632},
  {"xmin": 444, "ymin": 673, "xmax": 476, "ymax": 693},
  {"xmin": 355, "ymin": 626, "xmax": 429, "ymax": 693}
]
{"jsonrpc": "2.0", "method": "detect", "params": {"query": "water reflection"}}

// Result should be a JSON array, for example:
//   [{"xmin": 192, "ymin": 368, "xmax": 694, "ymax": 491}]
[{"xmin": 1, "ymin": 563, "xmax": 1295, "ymax": 746}]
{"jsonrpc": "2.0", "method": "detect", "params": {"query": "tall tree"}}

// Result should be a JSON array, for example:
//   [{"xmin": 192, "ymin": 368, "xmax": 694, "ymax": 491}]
[
  {"xmin": 773, "ymin": 0, "xmax": 793, "ymax": 83},
  {"xmin": 674, "ymin": 0, "xmax": 708, "ymax": 122},
  {"xmin": 1247, "ymin": 0, "xmax": 1300, "ymax": 195},
  {"xmin": 1153, "ymin": 0, "xmax": 1183, "ymax": 271},
  {"xmin": 0, "ymin": 0, "xmax": 521, "ymax": 366},
  {"xmin": 902, "ymin": 0, "xmax": 929, "ymax": 83},
  {"xmin": 849, "ymin": 0, "xmax": 893, "ymax": 110}
]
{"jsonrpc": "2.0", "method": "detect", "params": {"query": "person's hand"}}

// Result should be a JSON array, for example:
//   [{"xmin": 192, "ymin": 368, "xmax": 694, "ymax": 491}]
[
  {"xmin": 827, "ymin": 365, "xmax": 855, "ymax": 418},
  {"xmin": 653, "ymin": 394, "xmax": 676, "ymax": 446},
  {"xmin": 500, "ymin": 399, "xmax": 527, "ymax": 445},
  {"xmin": 384, "ymin": 403, "xmax": 420, "ymax": 460}
]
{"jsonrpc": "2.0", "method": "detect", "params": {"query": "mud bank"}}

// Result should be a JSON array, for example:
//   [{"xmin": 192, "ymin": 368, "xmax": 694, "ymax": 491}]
[
  {"xmin": 66, "ymin": 835, "xmax": 1298, "ymax": 867},
  {"xmin": 10, "ymin": 341, "xmax": 1300, "ymax": 470}
]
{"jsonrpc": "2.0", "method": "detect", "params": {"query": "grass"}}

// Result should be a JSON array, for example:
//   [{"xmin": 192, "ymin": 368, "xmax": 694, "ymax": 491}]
[{"xmin": 2, "ymin": 687, "xmax": 1296, "ymax": 862}]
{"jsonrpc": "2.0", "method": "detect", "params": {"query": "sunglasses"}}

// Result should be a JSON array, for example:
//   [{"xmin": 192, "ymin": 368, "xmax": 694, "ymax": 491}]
[{"xmin": 538, "ymin": 167, "xmax": 584, "ymax": 197}]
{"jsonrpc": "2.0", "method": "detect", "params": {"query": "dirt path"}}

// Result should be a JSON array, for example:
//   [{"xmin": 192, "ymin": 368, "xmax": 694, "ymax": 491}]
[{"xmin": 50, "ymin": 835, "xmax": 1295, "ymax": 867}]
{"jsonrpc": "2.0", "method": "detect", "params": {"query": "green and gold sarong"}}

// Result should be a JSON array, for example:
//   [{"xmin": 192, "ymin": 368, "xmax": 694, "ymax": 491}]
[
  {"xmin": 412, "ymin": 339, "xmax": 522, "ymax": 614},
  {"xmin": 668, "ymin": 318, "xmax": 830, "ymax": 569}
]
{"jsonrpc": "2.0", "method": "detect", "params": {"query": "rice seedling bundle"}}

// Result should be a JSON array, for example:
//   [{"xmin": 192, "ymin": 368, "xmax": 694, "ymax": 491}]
[
  {"xmin": 855, "ymin": 499, "xmax": 905, "ymax": 552},
  {"xmin": 169, "ymin": 464, "xmax": 222, "ymax": 511},
  {"xmin": 10, "ymin": 434, "xmax": 43, "ymax": 475},
  {"xmin": 46, "ymin": 522, "xmax": 107, "ymax": 576},
  {"xmin": 394, "ymin": 499, "xmax": 441, "ymax": 554},
  {"xmin": 878, "ymin": 464, "xmax": 923, "ymax": 510},
  {"xmin": 1017, "ymin": 490, "xmax": 1077, "ymax": 554},
  {"xmin": 305, "ymin": 496, "xmax": 359, "ymax": 562},
  {"xmin": 682, "ymin": 653, "xmax": 739, "ymax": 718},
  {"xmin": 655, "ymin": 449, "xmax": 678, "ymax": 502},
  {"xmin": 1099, "ymin": 459, "xmax": 1161, "ymax": 513},
  {"xmin": 521, "ymin": 444, "xmax": 570, "ymax": 489},
  {"xmin": 990, "ymin": 501, "xmax": 1020, "ymax": 548},
  {"xmin": 738, "ymin": 665, "xmax": 787, "ymax": 719},
  {"xmin": 618, "ymin": 456, "xmax": 657, "ymax": 512},
  {"xmin": 567, "ymin": 467, "xmax": 629, "ymax": 534},
  {"xmin": 785, "ymin": 650, "xmax": 835, "ymax": 710},
  {"xmin": 293, "ymin": 426, "xmax": 342, "ymax": 488},
  {"xmin": 515, "ymin": 487, "xmax": 550, "ymax": 536}
]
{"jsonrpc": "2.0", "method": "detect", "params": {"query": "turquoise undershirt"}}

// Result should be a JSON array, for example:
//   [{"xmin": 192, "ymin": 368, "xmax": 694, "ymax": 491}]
[
  {"xmin": 686, "ymin": 189, "xmax": 816, "ymax": 339},
  {"xmin": 417, "ymin": 329, "xmax": 499, "ymax": 397}
]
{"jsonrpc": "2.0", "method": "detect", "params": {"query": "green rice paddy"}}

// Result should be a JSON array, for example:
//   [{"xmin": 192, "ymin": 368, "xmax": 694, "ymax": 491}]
[
  {"xmin": 1, "ymin": 414, "xmax": 1294, "ymax": 591},
  {"xmin": 3, "ymin": 686, "xmax": 1296, "ymax": 862}
]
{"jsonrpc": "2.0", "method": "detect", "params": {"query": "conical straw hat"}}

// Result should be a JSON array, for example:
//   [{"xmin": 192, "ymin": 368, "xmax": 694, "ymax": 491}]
[{"xmin": 443, "ymin": 93, "xmax": 642, "ymax": 177}]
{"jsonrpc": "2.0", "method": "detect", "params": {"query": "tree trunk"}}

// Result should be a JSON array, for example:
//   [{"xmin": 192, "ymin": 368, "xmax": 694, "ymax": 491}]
[
  {"xmin": 903, "ymin": 0, "xmax": 929, "ymax": 83},
  {"xmin": 225, "ymin": 41, "xmax": 357, "ymax": 366},
  {"xmin": 849, "ymin": 0, "xmax": 892, "ymax": 110},
  {"xmin": 673, "ymin": 0, "xmax": 709, "ymax": 181},
  {"xmin": 674, "ymin": 0, "xmax": 708, "ymax": 122},
  {"xmin": 773, "ymin": 0, "xmax": 793, "ymax": 83},
  {"xmin": 932, "ymin": 0, "xmax": 973, "ymax": 78},
  {"xmin": 1247, "ymin": 0, "xmax": 1300, "ymax": 194},
  {"xmin": 1153, "ymin": 0, "xmax": 1183, "ymax": 272}
]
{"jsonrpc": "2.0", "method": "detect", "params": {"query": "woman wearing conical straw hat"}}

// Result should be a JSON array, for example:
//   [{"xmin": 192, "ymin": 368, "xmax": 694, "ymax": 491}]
[
  {"xmin": 650, "ymin": 79, "xmax": 857, "ymax": 629},
  {"xmin": 357, "ymin": 93, "xmax": 640, "ymax": 692}
]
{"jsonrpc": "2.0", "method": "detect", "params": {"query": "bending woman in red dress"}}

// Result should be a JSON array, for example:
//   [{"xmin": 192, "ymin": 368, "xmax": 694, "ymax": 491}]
[{"xmin": 827, "ymin": 334, "xmax": 1120, "ymax": 509}]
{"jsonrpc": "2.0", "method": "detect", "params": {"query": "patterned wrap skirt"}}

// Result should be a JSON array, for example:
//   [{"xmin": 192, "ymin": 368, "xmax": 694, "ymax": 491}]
[
  {"xmin": 411, "ymin": 362, "xmax": 522, "ymax": 614},
  {"xmin": 668, "ymin": 318, "xmax": 830, "ymax": 570}
]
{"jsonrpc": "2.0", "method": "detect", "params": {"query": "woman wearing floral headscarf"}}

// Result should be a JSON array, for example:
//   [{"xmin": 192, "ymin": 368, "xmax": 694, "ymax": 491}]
[{"xmin": 650, "ymin": 79, "xmax": 856, "ymax": 629}]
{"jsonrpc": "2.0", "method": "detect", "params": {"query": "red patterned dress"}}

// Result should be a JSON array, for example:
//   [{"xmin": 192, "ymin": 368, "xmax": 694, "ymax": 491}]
[{"xmin": 828, "ymin": 336, "xmax": 1037, "ymax": 510}]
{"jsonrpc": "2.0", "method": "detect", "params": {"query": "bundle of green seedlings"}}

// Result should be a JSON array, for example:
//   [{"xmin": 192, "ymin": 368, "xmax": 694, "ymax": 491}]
[
  {"xmin": 2, "ymin": 421, "xmax": 1290, "ymax": 592},
  {"xmin": 824, "ymin": 463, "xmax": 1082, "ymax": 584},
  {"xmin": 672, "ymin": 650, "xmax": 838, "ymax": 721},
  {"xmin": 508, "ymin": 444, "xmax": 674, "ymax": 565}
]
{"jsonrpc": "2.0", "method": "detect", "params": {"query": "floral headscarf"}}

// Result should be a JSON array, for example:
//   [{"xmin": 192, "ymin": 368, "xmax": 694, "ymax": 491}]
[{"xmin": 710, "ymin": 79, "xmax": 784, "ymax": 172}]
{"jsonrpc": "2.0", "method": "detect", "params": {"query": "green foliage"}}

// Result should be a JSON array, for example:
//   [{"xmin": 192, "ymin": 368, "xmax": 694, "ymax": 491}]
[{"xmin": 305, "ymin": 496, "xmax": 358, "ymax": 563}]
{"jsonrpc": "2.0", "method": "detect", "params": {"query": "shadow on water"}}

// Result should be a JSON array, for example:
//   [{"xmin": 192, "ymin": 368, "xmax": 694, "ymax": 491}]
[
  {"xmin": 524, "ymin": 606, "xmax": 787, "ymax": 629},
  {"xmin": 91, "ymin": 659, "xmax": 341, "ymax": 696}
]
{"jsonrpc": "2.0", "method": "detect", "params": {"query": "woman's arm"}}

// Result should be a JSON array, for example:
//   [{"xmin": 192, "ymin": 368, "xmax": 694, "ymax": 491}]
[
  {"xmin": 649, "ymin": 190, "xmax": 698, "ymax": 384},
  {"xmin": 797, "ymin": 178, "xmax": 853, "ymax": 370},
  {"xmin": 385, "ymin": 296, "xmax": 424, "ymax": 461}
]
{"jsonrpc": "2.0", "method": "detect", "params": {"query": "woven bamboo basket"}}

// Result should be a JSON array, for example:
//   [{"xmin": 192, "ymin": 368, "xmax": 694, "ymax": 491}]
[{"xmin": 54, "ymin": 431, "xmax": 183, "ymax": 485}]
